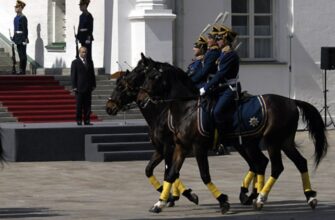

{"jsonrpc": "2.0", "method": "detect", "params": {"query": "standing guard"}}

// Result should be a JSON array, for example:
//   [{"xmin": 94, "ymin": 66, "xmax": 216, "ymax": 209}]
[
  {"xmin": 199, "ymin": 25, "xmax": 240, "ymax": 144},
  {"xmin": 12, "ymin": 0, "xmax": 28, "ymax": 75},
  {"xmin": 77, "ymin": 0, "xmax": 94, "ymax": 61}
]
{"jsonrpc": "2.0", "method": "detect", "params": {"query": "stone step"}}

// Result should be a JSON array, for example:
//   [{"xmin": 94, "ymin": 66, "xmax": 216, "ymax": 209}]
[
  {"xmin": 97, "ymin": 142, "xmax": 153, "ymax": 152},
  {"xmin": 0, "ymin": 117, "xmax": 17, "ymax": 122},
  {"xmin": 91, "ymin": 133, "xmax": 149, "ymax": 143},
  {"xmin": 98, "ymin": 114, "xmax": 144, "ymax": 120},
  {"xmin": 0, "ymin": 112, "xmax": 13, "ymax": 117},
  {"xmin": 103, "ymin": 150, "xmax": 154, "ymax": 162},
  {"xmin": 0, "ymin": 52, "xmax": 10, "ymax": 57}
]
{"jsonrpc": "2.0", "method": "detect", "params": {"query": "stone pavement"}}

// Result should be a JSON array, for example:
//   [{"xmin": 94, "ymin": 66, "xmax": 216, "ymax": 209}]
[{"xmin": 0, "ymin": 130, "xmax": 334, "ymax": 220}]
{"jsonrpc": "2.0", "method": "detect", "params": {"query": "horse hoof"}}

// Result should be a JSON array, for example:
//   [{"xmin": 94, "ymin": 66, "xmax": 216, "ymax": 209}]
[
  {"xmin": 308, "ymin": 197, "xmax": 317, "ymax": 209},
  {"xmin": 149, "ymin": 206, "xmax": 162, "ymax": 213},
  {"xmin": 253, "ymin": 193, "xmax": 267, "ymax": 211},
  {"xmin": 167, "ymin": 200, "xmax": 175, "ymax": 207},
  {"xmin": 253, "ymin": 201, "xmax": 264, "ymax": 211},
  {"xmin": 245, "ymin": 192, "xmax": 259, "ymax": 205},
  {"xmin": 220, "ymin": 202, "xmax": 230, "ymax": 214},
  {"xmin": 149, "ymin": 200, "xmax": 166, "ymax": 213},
  {"xmin": 239, "ymin": 192, "xmax": 249, "ymax": 205},
  {"xmin": 190, "ymin": 193, "xmax": 199, "ymax": 205}
]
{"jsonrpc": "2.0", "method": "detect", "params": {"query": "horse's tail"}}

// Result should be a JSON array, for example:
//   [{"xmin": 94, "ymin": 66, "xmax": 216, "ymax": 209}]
[{"xmin": 295, "ymin": 100, "xmax": 328, "ymax": 167}]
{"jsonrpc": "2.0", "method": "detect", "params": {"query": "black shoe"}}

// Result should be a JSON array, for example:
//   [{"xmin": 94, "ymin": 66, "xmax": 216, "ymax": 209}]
[
  {"xmin": 84, "ymin": 121, "xmax": 93, "ymax": 125},
  {"xmin": 77, "ymin": 121, "xmax": 82, "ymax": 126}
]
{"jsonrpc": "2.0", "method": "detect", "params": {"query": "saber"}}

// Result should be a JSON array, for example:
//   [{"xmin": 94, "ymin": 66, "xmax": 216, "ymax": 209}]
[{"xmin": 213, "ymin": 12, "xmax": 223, "ymax": 24}]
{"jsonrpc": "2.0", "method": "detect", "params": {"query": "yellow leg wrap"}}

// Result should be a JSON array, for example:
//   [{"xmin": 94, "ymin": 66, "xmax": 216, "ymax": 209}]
[
  {"xmin": 257, "ymin": 175, "xmax": 265, "ymax": 193},
  {"xmin": 149, "ymin": 176, "xmax": 161, "ymax": 190},
  {"xmin": 160, "ymin": 181, "xmax": 172, "ymax": 201},
  {"xmin": 261, "ymin": 176, "xmax": 277, "ymax": 196},
  {"xmin": 172, "ymin": 179, "xmax": 180, "ymax": 197},
  {"xmin": 207, "ymin": 182, "xmax": 222, "ymax": 199},
  {"xmin": 252, "ymin": 176, "xmax": 258, "ymax": 190},
  {"xmin": 242, "ymin": 171, "xmax": 255, "ymax": 188},
  {"xmin": 301, "ymin": 172, "xmax": 312, "ymax": 192},
  {"xmin": 176, "ymin": 179, "xmax": 187, "ymax": 194},
  {"xmin": 212, "ymin": 129, "xmax": 219, "ymax": 149}
]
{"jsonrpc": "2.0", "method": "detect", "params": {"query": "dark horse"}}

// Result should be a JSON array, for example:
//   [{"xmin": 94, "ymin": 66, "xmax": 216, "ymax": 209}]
[
  {"xmin": 106, "ymin": 61, "xmax": 199, "ymax": 208},
  {"xmin": 140, "ymin": 59, "xmax": 328, "ymax": 213}
]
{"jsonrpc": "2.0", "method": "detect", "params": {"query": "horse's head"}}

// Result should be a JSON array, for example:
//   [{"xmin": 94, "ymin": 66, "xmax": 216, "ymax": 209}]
[
  {"xmin": 141, "ymin": 63, "xmax": 170, "ymax": 99},
  {"xmin": 106, "ymin": 70, "xmax": 140, "ymax": 115},
  {"xmin": 142, "ymin": 60, "xmax": 199, "ymax": 102}
]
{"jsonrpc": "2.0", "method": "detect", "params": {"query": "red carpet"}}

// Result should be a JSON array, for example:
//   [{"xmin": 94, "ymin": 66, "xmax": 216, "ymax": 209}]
[{"xmin": 0, "ymin": 75, "xmax": 99, "ymax": 123}]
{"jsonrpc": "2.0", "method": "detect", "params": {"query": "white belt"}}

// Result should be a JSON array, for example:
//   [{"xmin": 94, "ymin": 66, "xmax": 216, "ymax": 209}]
[
  {"xmin": 79, "ymin": 28, "xmax": 88, "ymax": 32},
  {"xmin": 15, "ymin": 31, "xmax": 23, "ymax": 34},
  {"xmin": 218, "ymin": 79, "xmax": 238, "ymax": 86}
]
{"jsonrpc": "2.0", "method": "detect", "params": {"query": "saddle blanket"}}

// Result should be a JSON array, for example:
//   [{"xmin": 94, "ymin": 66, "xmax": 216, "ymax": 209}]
[{"xmin": 198, "ymin": 95, "xmax": 267, "ymax": 139}]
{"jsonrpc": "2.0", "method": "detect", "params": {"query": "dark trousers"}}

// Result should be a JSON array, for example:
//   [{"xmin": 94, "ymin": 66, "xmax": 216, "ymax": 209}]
[
  {"xmin": 76, "ymin": 91, "xmax": 92, "ymax": 123},
  {"xmin": 80, "ymin": 42, "xmax": 92, "ymax": 61},
  {"xmin": 17, "ymin": 44, "xmax": 27, "ymax": 74},
  {"xmin": 213, "ymin": 88, "xmax": 235, "ymax": 124}
]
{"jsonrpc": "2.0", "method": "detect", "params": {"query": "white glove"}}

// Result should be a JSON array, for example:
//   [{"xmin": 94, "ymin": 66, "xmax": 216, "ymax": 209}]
[{"xmin": 199, "ymin": 87, "xmax": 206, "ymax": 96}]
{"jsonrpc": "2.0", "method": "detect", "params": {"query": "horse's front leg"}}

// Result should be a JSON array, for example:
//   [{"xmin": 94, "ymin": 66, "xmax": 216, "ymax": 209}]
[
  {"xmin": 164, "ymin": 145, "xmax": 199, "ymax": 207},
  {"xmin": 146, "ymin": 150, "xmax": 164, "ymax": 192},
  {"xmin": 194, "ymin": 143, "xmax": 230, "ymax": 214},
  {"xmin": 149, "ymin": 143, "xmax": 186, "ymax": 213}
]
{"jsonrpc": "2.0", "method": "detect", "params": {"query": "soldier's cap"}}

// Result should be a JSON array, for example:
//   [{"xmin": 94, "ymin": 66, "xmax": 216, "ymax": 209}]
[
  {"xmin": 79, "ymin": 0, "xmax": 90, "ymax": 6},
  {"xmin": 194, "ymin": 35, "xmax": 208, "ymax": 48},
  {"xmin": 216, "ymin": 25, "xmax": 238, "ymax": 42},
  {"xmin": 15, "ymin": 0, "xmax": 26, "ymax": 8},
  {"xmin": 207, "ymin": 25, "xmax": 221, "ymax": 39}
]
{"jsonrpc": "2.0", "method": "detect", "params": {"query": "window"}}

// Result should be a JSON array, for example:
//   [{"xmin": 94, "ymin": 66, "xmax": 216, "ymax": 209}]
[{"xmin": 232, "ymin": 0, "xmax": 273, "ymax": 60}]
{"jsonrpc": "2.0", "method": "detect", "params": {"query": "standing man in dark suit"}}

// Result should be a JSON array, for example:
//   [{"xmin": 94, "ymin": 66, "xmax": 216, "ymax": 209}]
[
  {"xmin": 71, "ymin": 47, "xmax": 96, "ymax": 125},
  {"xmin": 12, "ymin": 0, "xmax": 29, "ymax": 75},
  {"xmin": 77, "ymin": 0, "xmax": 94, "ymax": 61}
]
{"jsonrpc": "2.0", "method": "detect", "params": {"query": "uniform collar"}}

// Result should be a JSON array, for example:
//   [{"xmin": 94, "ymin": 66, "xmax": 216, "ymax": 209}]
[
  {"xmin": 222, "ymin": 45, "xmax": 232, "ymax": 53},
  {"xmin": 209, "ymin": 45, "xmax": 219, "ymax": 50}
]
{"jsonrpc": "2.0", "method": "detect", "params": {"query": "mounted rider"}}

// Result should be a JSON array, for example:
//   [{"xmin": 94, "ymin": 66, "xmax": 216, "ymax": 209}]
[
  {"xmin": 189, "ymin": 26, "xmax": 221, "ymax": 88},
  {"xmin": 187, "ymin": 35, "xmax": 208, "ymax": 88},
  {"xmin": 199, "ymin": 24, "xmax": 240, "ymax": 144}
]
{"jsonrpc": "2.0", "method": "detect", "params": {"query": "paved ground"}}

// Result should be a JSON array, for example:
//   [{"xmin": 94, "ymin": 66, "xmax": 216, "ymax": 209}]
[{"xmin": 0, "ymin": 130, "xmax": 334, "ymax": 220}]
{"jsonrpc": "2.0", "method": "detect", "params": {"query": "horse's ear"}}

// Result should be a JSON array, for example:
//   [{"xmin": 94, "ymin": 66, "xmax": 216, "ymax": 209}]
[{"xmin": 141, "ymin": 53, "xmax": 146, "ymax": 61}]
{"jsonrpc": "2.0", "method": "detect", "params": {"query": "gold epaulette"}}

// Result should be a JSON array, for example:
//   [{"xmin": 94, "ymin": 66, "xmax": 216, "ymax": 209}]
[
  {"xmin": 222, "ymin": 45, "xmax": 232, "ymax": 53},
  {"xmin": 209, "ymin": 46, "xmax": 219, "ymax": 50},
  {"xmin": 195, "ymin": 55, "xmax": 204, "ymax": 61}
]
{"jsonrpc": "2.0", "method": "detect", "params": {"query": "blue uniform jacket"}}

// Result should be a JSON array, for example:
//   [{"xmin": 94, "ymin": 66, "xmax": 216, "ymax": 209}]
[
  {"xmin": 13, "ymin": 14, "xmax": 28, "ymax": 45},
  {"xmin": 204, "ymin": 51, "xmax": 239, "ymax": 92},
  {"xmin": 77, "ymin": 12, "xmax": 94, "ymax": 43},
  {"xmin": 191, "ymin": 47, "xmax": 220, "ymax": 85}
]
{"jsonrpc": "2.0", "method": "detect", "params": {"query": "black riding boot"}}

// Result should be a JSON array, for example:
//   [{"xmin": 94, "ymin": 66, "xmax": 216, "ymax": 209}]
[{"xmin": 214, "ymin": 124, "xmax": 230, "ymax": 155}]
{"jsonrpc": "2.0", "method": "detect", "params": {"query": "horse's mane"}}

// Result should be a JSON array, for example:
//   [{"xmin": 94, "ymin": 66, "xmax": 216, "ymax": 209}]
[{"xmin": 157, "ymin": 62, "xmax": 198, "ymax": 95}]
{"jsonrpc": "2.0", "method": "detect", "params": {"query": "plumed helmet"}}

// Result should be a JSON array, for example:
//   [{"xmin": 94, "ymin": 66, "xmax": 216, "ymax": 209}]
[
  {"xmin": 216, "ymin": 25, "xmax": 238, "ymax": 43},
  {"xmin": 79, "ymin": 0, "xmax": 90, "ymax": 6},
  {"xmin": 207, "ymin": 25, "xmax": 221, "ymax": 39},
  {"xmin": 15, "ymin": 0, "xmax": 26, "ymax": 9},
  {"xmin": 194, "ymin": 35, "xmax": 208, "ymax": 49}
]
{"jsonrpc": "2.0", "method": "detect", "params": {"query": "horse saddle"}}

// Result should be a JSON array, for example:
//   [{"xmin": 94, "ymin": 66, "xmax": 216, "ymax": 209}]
[{"xmin": 197, "ymin": 95, "xmax": 267, "ymax": 139}]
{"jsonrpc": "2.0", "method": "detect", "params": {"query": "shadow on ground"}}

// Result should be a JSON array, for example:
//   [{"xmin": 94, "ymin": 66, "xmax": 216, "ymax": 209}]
[
  {"xmin": 0, "ymin": 207, "xmax": 63, "ymax": 219},
  {"xmin": 128, "ymin": 200, "xmax": 335, "ymax": 220}
]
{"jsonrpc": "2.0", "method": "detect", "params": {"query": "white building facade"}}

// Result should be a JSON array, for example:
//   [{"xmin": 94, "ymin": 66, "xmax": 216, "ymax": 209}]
[{"xmin": 1, "ymin": 0, "xmax": 335, "ymax": 116}]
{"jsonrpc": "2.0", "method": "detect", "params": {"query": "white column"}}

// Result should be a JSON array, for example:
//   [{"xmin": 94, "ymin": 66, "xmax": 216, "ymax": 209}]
[{"xmin": 129, "ymin": 0, "xmax": 176, "ymax": 66}]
